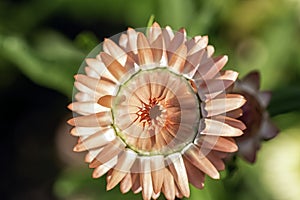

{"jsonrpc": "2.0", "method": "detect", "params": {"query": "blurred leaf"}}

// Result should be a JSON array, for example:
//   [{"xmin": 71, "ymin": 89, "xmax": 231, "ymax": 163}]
[
  {"xmin": 156, "ymin": 0, "xmax": 194, "ymax": 29},
  {"xmin": 0, "ymin": 32, "xmax": 84, "ymax": 97},
  {"xmin": 188, "ymin": 174, "xmax": 228, "ymax": 200},
  {"xmin": 54, "ymin": 167, "xmax": 142, "ymax": 200},
  {"xmin": 188, "ymin": 0, "xmax": 224, "ymax": 36},
  {"xmin": 257, "ymin": 125, "xmax": 300, "ymax": 200},
  {"xmin": 74, "ymin": 31, "xmax": 99, "ymax": 54},
  {"xmin": 0, "ymin": 0, "xmax": 62, "ymax": 34},
  {"xmin": 64, "ymin": 0, "xmax": 124, "ymax": 19},
  {"xmin": 123, "ymin": 0, "xmax": 155, "ymax": 27},
  {"xmin": 189, "ymin": 185, "xmax": 212, "ymax": 200},
  {"xmin": 227, "ymin": 158, "xmax": 272, "ymax": 200},
  {"xmin": 268, "ymin": 87, "xmax": 300, "ymax": 117},
  {"xmin": 34, "ymin": 30, "xmax": 85, "ymax": 62},
  {"xmin": 272, "ymin": 112, "xmax": 300, "ymax": 130}
]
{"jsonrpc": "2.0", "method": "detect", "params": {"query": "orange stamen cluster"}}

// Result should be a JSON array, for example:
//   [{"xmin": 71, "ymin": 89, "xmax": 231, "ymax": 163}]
[{"xmin": 136, "ymin": 98, "xmax": 161, "ymax": 127}]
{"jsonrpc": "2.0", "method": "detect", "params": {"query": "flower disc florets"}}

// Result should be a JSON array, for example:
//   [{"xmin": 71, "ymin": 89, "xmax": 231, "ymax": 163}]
[{"xmin": 113, "ymin": 68, "xmax": 200, "ymax": 156}]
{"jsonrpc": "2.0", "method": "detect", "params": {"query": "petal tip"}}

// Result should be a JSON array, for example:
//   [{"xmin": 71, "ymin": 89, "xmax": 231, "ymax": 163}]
[
  {"xmin": 221, "ymin": 55, "xmax": 228, "ymax": 63},
  {"xmin": 152, "ymin": 21, "xmax": 160, "ymax": 27},
  {"xmin": 67, "ymin": 103, "xmax": 73, "ymax": 110},
  {"xmin": 92, "ymin": 171, "xmax": 100, "ymax": 179},
  {"xmin": 212, "ymin": 172, "xmax": 220, "ymax": 179},
  {"xmin": 73, "ymin": 145, "xmax": 80, "ymax": 152},
  {"xmin": 67, "ymin": 118, "xmax": 75, "ymax": 126},
  {"xmin": 106, "ymin": 183, "xmax": 114, "ymax": 191}
]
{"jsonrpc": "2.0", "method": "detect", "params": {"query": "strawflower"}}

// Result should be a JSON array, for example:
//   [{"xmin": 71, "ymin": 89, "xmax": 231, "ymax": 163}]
[{"xmin": 68, "ymin": 22, "xmax": 246, "ymax": 200}]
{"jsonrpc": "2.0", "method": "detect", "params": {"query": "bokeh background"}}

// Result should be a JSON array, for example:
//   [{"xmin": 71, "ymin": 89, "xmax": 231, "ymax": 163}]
[{"xmin": 1, "ymin": 0, "xmax": 300, "ymax": 199}]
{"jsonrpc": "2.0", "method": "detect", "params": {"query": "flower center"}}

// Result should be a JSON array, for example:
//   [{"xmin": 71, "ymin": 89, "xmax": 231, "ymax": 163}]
[
  {"xmin": 112, "ymin": 68, "xmax": 200, "ymax": 155},
  {"xmin": 137, "ymin": 98, "xmax": 163, "ymax": 125},
  {"xmin": 149, "ymin": 104, "xmax": 162, "ymax": 120}
]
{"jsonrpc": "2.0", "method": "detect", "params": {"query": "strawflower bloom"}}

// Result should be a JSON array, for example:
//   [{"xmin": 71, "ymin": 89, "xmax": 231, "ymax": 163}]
[
  {"xmin": 233, "ymin": 71, "xmax": 279, "ymax": 163},
  {"xmin": 67, "ymin": 22, "xmax": 246, "ymax": 200}
]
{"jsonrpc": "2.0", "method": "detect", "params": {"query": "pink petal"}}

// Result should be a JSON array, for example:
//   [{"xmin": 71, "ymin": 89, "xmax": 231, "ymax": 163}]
[
  {"xmin": 86, "ymin": 58, "xmax": 117, "ymax": 82},
  {"xmin": 127, "ymin": 28, "xmax": 138, "ymax": 54},
  {"xmin": 206, "ymin": 151, "xmax": 225, "ymax": 171},
  {"xmin": 150, "ymin": 155, "xmax": 165, "ymax": 194},
  {"xmin": 67, "ymin": 111, "xmax": 112, "ymax": 127},
  {"xmin": 74, "ymin": 81, "xmax": 101, "ymax": 99},
  {"xmin": 185, "ymin": 35, "xmax": 201, "ymax": 51},
  {"xmin": 85, "ymin": 66, "xmax": 99, "ymax": 78},
  {"xmin": 183, "ymin": 144, "xmax": 220, "ymax": 179},
  {"xmin": 89, "ymin": 138, "xmax": 126, "ymax": 168},
  {"xmin": 74, "ymin": 92, "xmax": 93, "ymax": 102},
  {"xmin": 68, "ymin": 102, "xmax": 109, "ymax": 115},
  {"xmin": 166, "ymin": 28, "xmax": 186, "ymax": 60},
  {"xmin": 100, "ymin": 52, "xmax": 128, "ymax": 81},
  {"xmin": 202, "ymin": 94, "xmax": 246, "ymax": 117},
  {"xmin": 107, "ymin": 149, "xmax": 137, "ymax": 190},
  {"xmin": 150, "ymin": 34, "xmax": 163, "ymax": 64},
  {"xmin": 162, "ymin": 168, "xmax": 175, "ymax": 200},
  {"xmin": 197, "ymin": 55, "xmax": 228, "ymax": 80},
  {"xmin": 237, "ymin": 139, "xmax": 257, "ymax": 163},
  {"xmin": 168, "ymin": 43, "xmax": 187, "ymax": 73},
  {"xmin": 119, "ymin": 33, "xmax": 128, "ymax": 50},
  {"xmin": 200, "ymin": 118, "xmax": 243, "ymax": 137},
  {"xmin": 70, "ymin": 126, "xmax": 102, "ymax": 136},
  {"xmin": 195, "ymin": 135, "xmax": 238, "ymax": 152},
  {"xmin": 75, "ymin": 74, "xmax": 116, "ymax": 96},
  {"xmin": 97, "ymin": 95, "xmax": 114, "ymax": 108},
  {"xmin": 148, "ymin": 22, "xmax": 162, "ymax": 43},
  {"xmin": 187, "ymin": 35, "xmax": 208, "ymax": 55},
  {"xmin": 183, "ymin": 48, "xmax": 204, "ymax": 77},
  {"xmin": 137, "ymin": 33, "xmax": 154, "ymax": 66},
  {"xmin": 166, "ymin": 153, "xmax": 190, "ymax": 197},
  {"xmin": 183, "ymin": 158, "xmax": 205, "ymax": 189},
  {"xmin": 131, "ymin": 173, "xmax": 142, "ymax": 194},
  {"xmin": 85, "ymin": 148, "xmax": 103, "ymax": 163},
  {"xmin": 197, "ymin": 79, "xmax": 236, "ymax": 101},
  {"xmin": 92, "ymin": 156, "xmax": 117, "ymax": 178},
  {"xmin": 226, "ymin": 108, "xmax": 243, "ymax": 119},
  {"xmin": 242, "ymin": 71, "xmax": 260, "ymax": 90},
  {"xmin": 212, "ymin": 115, "xmax": 246, "ymax": 130},
  {"xmin": 73, "ymin": 128, "xmax": 115, "ymax": 152},
  {"xmin": 258, "ymin": 91, "xmax": 272, "ymax": 108},
  {"xmin": 260, "ymin": 118, "xmax": 279, "ymax": 140},
  {"xmin": 199, "ymin": 45, "xmax": 215, "ymax": 65},
  {"xmin": 120, "ymin": 173, "xmax": 132, "ymax": 194},
  {"xmin": 139, "ymin": 157, "xmax": 153, "ymax": 200},
  {"xmin": 103, "ymin": 38, "xmax": 132, "ymax": 67},
  {"xmin": 162, "ymin": 26, "xmax": 175, "ymax": 51}
]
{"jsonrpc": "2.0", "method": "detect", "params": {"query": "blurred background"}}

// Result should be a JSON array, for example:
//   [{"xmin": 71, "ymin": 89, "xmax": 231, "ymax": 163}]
[{"xmin": 1, "ymin": 0, "xmax": 300, "ymax": 199}]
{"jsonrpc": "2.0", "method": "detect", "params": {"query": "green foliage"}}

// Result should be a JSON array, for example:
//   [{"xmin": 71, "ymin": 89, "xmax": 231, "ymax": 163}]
[
  {"xmin": 54, "ymin": 167, "xmax": 144, "ymax": 200},
  {"xmin": 0, "ymin": 32, "xmax": 84, "ymax": 96}
]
